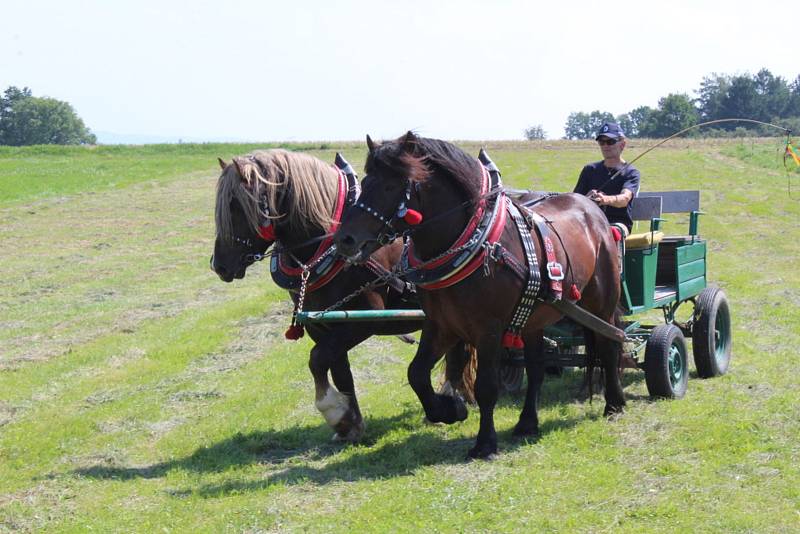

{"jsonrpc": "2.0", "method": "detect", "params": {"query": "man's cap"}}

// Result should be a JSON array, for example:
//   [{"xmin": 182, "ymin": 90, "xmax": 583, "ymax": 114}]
[{"xmin": 595, "ymin": 122, "xmax": 625, "ymax": 140}]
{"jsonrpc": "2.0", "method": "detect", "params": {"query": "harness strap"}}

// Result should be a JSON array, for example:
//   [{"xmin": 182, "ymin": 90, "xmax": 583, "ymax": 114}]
[
  {"xmin": 502, "ymin": 201, "xmax": 542, "ymax": 349},
  {"xmin": 365, "ymin": 258, "xmax": 410, "ymax": 295},
  {"xmin": 526, "ymin": 210, "xmax": 564, "ymax": 301}
]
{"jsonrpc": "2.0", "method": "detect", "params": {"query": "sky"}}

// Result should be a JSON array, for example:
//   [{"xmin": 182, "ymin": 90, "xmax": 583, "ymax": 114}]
[{"xmin": 1, "ymin": 0, "xmax": 797, "ymax": 143}]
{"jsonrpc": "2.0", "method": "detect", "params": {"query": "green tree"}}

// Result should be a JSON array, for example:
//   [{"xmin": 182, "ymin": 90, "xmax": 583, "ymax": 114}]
[
  {"xmin": 523, "ymin": 124, "xmax": 546, "ymax": 140},
  {"xmin": 696, "ymin": 74, "xmax": 730, "ymax": 122},
  {"xmin": 0, "ymin": 86, "xmax": 95, "ymax": 146},
  {"xmin": 640, "ymin": 93, "xmax": 698, "ymax": 138},
  {"xmin": 617, "ymin": 105, "xmax": 653, "ymax": 137},
  {"xmin": 754, "ymin": 68, "xmax": 791, "ymax": 121},
  {"xmin": 563, "ymin": 110, "xmax": 614, "ymax": 139},
  {"xmin": 786, "ymin": 75, "xmax": 800, "ymax": 117},
  {"xmin": 719, "ymin": 75, "xmax": 760, "ymax": 126}
]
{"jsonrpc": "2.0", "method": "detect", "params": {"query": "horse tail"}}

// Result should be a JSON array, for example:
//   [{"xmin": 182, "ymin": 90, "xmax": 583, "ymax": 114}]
[
  {"xmin": 437, "ymin": 342, "xmax": 477, "ymax": 405},
  {"xmin": 458, "ymin": 344, "xmax": 478, "ymax": 404}
]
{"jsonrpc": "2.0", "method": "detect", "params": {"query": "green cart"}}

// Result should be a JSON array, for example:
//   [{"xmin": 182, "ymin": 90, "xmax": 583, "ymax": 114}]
[{"xmin": 531, "ymin": 190, "xmax": 732, "ymax": 398}]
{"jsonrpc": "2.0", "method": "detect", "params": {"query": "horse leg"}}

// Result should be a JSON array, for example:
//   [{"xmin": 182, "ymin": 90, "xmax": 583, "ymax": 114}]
[
  {"xmin": 513, "ymin": 330, "xmax": 545, "ymax": 438},
  {"xmin": 408, "ymin": 324, "xmax": 467, "ymax": 425},
  {"xmin": 596, "ymin": 317, "xmax": 626, "ymax": 416},
  {"xmin": 578, "ymin": 327, "xmax": 605, "ymax": 400},
  {"xmin": 308, "ymin": 329, "xmax": 370, "ymax": 442},
  {"xmin": 468, "ymin": 326, "xmax": 503, "ymax": 460},
  {"xmin": 328, "ymin": 353, "xmax": 366, "ymax": 442}
]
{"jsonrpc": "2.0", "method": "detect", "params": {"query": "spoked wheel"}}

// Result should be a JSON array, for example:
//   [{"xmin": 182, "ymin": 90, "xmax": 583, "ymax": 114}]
[
  {"xmin": 499, "ymin": 350, "xmax": 525, "ymax": 393},
  {"xmin": 645, "ymin": 324, "xmax": 689, "ymax": 399},
  {"xmin": 692, "ymin": 286, "xmax": 732, "ymax": 378}
]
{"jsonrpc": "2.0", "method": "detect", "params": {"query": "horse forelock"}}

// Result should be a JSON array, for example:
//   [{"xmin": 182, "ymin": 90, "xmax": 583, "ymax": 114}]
[
  {"xmin": 215, "ymin": 162, "xmax": 261, "ymax": 242},
  {"xmin": 215, "ymin": 150, "xmax": 339, "ymax": 241}
]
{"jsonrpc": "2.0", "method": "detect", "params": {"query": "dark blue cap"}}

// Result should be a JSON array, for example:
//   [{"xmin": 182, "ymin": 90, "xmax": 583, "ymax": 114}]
[{"xmin": 595, "ymin": 122, "xmax": 625, "ymax": 140}]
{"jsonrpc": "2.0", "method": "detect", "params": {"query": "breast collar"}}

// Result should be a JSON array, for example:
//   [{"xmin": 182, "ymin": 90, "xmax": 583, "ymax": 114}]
[
  {"xmin": 270, "ymin": 162, "xmax": 359, "ymax": 293},
  {"xmin": 401, "ymin": 163, "xmax": 507, "ymax": 290}
]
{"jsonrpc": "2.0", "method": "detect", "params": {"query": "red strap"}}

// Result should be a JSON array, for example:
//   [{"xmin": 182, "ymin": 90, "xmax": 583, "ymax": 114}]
[
  {"xmin": 417, "ymin": 195, "xmax": 508, "ymax": 290},
  {"xmin": 407, "ymin": 165, "xmax": 490, "ymax": 269}
]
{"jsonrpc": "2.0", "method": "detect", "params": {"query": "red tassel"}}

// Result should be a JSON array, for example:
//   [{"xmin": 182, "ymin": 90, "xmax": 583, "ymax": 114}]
[
  {"xmin": 570, "ymin": 284, "xmax": 582, "ymax": 301},
  {"xmin": 502, "ymin": 332, "xmax": 525, "ymax": 349},
  {"xmin": 610, "ymin": 227, "xmax": 621, "ymax": 242},
  {"xmin": 502, "ymin": 331, "xmax": 516, "ymax": 348},
  {"xmin": 284, "ymin": 324, "xmax": 304, "ymax": 340},
  {"xmin": 259, "ymin": 225, "xmax": 276, "ymax": 241},
  {"xmin": 403, "ymin": 209, "xmax": 423, "ymax": 225}
]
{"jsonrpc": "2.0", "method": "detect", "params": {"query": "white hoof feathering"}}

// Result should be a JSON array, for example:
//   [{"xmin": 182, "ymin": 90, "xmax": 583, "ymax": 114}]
[
  {"xmin": 438, "ymin": 380, "xmax": 456, "ymax": 398},
  {"xmin": 315, "ymin": 388, "xmax": 350, "ymax": 428}
]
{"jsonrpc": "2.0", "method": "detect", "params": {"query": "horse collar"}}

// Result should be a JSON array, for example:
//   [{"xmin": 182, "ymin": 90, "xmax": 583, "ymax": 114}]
[
  {"xmin": 270, "ymin": 166, "xmax": 355, "ymax": 293},
  {"xmin": 401, "ymin": 164, "xmax": 505, "ymax": 289}
]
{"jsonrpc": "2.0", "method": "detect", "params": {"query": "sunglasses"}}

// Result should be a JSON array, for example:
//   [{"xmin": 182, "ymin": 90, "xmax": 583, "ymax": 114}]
[{"xmin": 597, "ymin": 138, "xmax": 619, "ymax": 146}]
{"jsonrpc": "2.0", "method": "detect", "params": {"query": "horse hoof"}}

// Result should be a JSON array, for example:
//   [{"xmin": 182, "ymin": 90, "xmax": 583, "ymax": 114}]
[
  {"xmin": 512, "ymin": 422, "xmax": 540, "ymax": 439},
  {"xmin": 467, "ymin": 444, "xmax": 498, "ymax": 460},
  {"xmin": 603, "ymin": 404, "xmax": 625, "ymax": 418},
  {"xmin": 332, "ymin": 418, "xmax": 365, "ymax": 442}
]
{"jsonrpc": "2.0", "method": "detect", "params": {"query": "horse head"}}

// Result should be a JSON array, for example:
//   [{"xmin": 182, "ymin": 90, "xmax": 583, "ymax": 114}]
[
  {"xmin": 336, "ymin": 131, "xmax": 478, "ymax": 262},
  {"xmin": 211, "ymin": 156, "xmax": 276, "ymax": 282},
  {"xmin": 211, "ymin": 150, "xmax": 342, "ymax": 281},
  {"xmin": 336, "ymin": 132, "xmax": 430, "ymax": 262}
]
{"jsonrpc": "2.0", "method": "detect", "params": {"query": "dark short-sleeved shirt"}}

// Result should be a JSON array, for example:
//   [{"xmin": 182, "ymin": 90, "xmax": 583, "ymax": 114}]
[{"xmin": 573, "ymin": 161, "xmax": 640, "ymax": 231}]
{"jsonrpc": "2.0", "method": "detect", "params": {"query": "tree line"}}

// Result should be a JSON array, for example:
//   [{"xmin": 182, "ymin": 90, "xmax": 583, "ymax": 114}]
[
  {"xmin": 554, "ymin": 68, "xmax": 800, "ymax": 140},
  {"xmin": 0, "ymin": 86, "xmax": 96, "ymax": 146}
]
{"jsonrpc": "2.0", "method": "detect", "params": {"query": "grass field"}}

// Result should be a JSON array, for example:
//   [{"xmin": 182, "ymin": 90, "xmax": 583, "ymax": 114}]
[{"xmin": 1, "ymin": 139, "xmax": 799, "ymax": 532}]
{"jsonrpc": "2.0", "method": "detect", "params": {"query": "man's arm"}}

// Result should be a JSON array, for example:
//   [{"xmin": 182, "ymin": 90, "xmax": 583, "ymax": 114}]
[{"xmin": 593, "ymin": 189, "xmax": 633, "ymax": 208}]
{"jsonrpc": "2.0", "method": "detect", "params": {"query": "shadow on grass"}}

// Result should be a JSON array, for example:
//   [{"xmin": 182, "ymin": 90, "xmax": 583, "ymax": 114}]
[
  {"xmin": 497, "ymin": 366, "xmax": 647, "ymax": 409},
  {"xmin": 73, "ymin": 405, "xmax": 587, "ymax": 496}
]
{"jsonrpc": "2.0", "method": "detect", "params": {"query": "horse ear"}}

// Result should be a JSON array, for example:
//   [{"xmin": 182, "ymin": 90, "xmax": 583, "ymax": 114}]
[
  {"xmin": 401, "ymin": 131, "xmax": 417, "ymax": 149},
  {"xmin": 218, "ymin": 157, "xmax": 228, "ymax": 170},
  {"xmin": 232, "ymin": 157, "xmax": 247, "ymax": 179},
  {"xmin": 366, "ymin": 134, "xmax": 376, "ymax": 153}
]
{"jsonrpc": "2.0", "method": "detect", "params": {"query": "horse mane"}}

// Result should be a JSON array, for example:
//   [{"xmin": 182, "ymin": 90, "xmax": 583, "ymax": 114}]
[
  {"xmin": 368, "ymin": 133, "xmax": 482, "ymax": 201},
  {"xmin": 215, "ymin": 149, "xmax": 340, "ymax": 241}
]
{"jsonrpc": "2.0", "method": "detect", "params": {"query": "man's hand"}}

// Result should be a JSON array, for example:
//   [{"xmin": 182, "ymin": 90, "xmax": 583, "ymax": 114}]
[{"xmin": 588, "ymin": 189, "xmax": 610, "ymax": 206}]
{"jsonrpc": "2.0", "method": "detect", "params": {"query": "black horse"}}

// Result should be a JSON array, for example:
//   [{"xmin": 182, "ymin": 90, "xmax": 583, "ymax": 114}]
[
  {"xmin": 335, "ymin": 133, "xmax": 625, "ymax": 458},
  {"xmin": 211, "ymin": 149, "xmax": 475, "ymax": 442}
]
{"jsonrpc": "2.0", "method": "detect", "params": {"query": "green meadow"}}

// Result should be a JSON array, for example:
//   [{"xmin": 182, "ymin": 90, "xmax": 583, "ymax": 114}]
[{"xmin": 1, "ymin": 139, "xmax": 798, "ymax": 532}]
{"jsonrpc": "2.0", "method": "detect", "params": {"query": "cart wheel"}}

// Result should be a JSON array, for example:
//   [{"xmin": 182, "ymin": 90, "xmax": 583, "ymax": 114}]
[
  {"xmin": 499, "ymin": 351, "xmax": 525, "ymax": 393},
  {"xmin": 645, "ymin": 324, "xmax": 689, "ymax": 399},
  {"xmin": 692, "ymin": 286, "xmax": 732, "ymax": 378}
]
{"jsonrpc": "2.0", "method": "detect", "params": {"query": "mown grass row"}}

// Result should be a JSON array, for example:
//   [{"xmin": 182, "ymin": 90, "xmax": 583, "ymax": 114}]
[{"xmin": 1, "ymin": 140, "xmax": 798, "ymax": 532}]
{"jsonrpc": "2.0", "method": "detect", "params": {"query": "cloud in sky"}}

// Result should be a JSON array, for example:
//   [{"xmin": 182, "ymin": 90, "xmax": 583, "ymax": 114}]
[{"xmin": 1, "ymin": 0, "xmax": 796, "ymax": 141}]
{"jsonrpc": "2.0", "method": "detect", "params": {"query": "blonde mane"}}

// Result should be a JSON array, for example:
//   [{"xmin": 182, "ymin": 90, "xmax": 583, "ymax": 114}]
[{"xmin": 215, "ymin": 149, "xmax": 341, "ymax": 241}]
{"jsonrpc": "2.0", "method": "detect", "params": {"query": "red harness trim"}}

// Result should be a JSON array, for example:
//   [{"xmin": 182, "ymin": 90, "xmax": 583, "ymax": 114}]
[
  {"xmin": 416, "ymin": 195, "xmax": 509, "ymax": 290},
  {"xmin": 277, "ymin": 167, "xmax": 348, "ymax": 292},
  {"xmin": 407, "ymin": 165, "xmax": 490, "ymax": 270}
]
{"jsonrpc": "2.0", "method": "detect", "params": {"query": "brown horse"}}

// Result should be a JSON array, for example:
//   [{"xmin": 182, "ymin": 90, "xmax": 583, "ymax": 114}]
[
  {"xmin": 335, "ymin": 133, "xmax": 625, "ymax": 459},
  {"xmin": 211, "ymin": 149, "xmax": 475, "ymax": 442}
]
